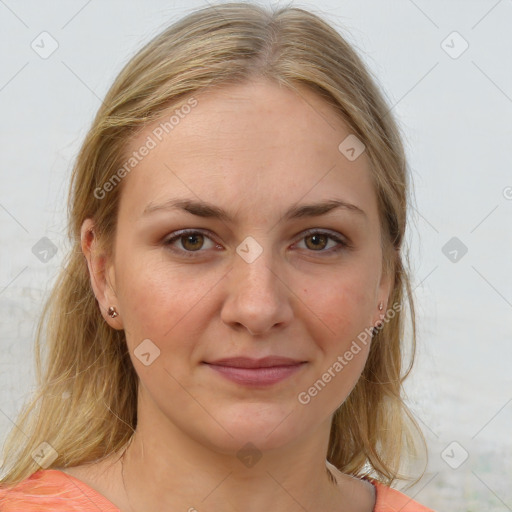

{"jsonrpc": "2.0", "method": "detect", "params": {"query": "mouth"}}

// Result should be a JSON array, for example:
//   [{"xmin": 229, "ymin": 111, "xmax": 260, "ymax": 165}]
[{"xmin": 202, "ymin": 357, "xmax": 307, "ymax": 387}]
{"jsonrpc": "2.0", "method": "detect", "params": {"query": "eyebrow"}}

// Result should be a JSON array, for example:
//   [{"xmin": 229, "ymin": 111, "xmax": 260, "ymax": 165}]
[{"xmin": 142, "ymin": 198, "xmax": 367, "ymax": 222}]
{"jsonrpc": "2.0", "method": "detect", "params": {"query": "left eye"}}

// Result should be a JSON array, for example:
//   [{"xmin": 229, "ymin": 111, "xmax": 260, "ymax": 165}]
[
  {"xmin": 163, "ymin": 229, "xmax": 347, "ymax": 256},
  {"xmin": 295, "ymin": 230, "xmax": 347, "ymax": 252}
]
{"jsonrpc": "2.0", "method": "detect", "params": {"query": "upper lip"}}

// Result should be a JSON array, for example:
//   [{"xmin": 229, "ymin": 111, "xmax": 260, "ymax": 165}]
[{"xmin": 204, "ymin": 357, "xmax": 305, "ymax": 368}]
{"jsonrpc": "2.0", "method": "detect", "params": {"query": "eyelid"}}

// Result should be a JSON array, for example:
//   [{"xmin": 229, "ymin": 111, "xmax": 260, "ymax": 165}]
[
  {"xmin": 163, "ymin": 228, "xmax": 220, "ymax": 254},
  {"xmin": 297, "ymin": 228, "xmax": 350, "ymax": 248}
]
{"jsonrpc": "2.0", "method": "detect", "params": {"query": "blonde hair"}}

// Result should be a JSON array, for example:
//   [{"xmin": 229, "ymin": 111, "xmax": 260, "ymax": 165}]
[{"xmin": 0, "ymin": 2, "xmax": 425, "ymax": 489}]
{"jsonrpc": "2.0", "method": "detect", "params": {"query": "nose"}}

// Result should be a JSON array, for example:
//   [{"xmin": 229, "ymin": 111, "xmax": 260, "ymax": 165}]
[{"xmin": 220, "ymin": 247, "xmax": 293, "ymax": 336}]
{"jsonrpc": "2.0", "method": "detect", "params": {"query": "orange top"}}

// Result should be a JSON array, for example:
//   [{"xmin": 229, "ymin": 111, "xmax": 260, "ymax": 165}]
[{"xmin": 0, "ymin": 469, "xmax": 435, "ymax": 511}]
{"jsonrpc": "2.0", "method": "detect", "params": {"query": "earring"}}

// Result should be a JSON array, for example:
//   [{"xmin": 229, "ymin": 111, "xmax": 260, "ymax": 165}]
[
  {"xmin": 378, "ymin": 302, "xmax": 383, "ymax": 311},
  {"xmin": 108, "ymin": 306, "xmax": 119, "ymax": 318}
]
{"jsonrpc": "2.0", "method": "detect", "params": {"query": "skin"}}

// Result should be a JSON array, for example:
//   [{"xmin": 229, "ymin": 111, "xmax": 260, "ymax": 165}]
[{"xmin": 76, "ymin": 78, "xmax": 392, "ymax": 512}]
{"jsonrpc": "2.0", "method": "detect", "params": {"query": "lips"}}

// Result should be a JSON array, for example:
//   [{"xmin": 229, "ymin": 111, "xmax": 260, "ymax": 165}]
[
  {"xmin": 203, "ymin": 356, "xmax": 307, "ymax": 386},
  {"xmin": 206, "ymin": 356, "xmax": 305, "ymax": 368}
]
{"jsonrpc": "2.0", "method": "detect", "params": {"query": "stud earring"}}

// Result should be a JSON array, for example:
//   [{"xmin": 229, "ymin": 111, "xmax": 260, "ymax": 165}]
[
  {"xmin": 107, "ymin": 306, "xmax": 119, "ymax": 318},
  {"xmin": 378, "ymin": 302, "xmax": 383, "ymax": 311}
]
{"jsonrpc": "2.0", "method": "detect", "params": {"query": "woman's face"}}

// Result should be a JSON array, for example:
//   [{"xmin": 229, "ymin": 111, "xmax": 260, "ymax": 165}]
[{"xmin": 86, "ymin": 78, "xmax": 392, "ymax": 455}]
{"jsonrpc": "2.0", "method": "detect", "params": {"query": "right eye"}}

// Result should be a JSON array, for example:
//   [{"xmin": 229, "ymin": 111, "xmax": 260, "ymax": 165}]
[{"xmin": 163, "ymin": 229, "xmax": 220, "ymax": 257}]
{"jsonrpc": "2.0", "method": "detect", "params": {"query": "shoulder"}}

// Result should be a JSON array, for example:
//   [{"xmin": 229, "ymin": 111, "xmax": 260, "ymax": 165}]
[
  {"xmin": 0, "ymin": 469, "xmax": 120, "ymax": 511},
  {"xmin": 370, "ymin": 479, "xmax": 436, "ymax": 512},
  {"xmin": 326, "ymin": 463, "xmax": 434, "ymax": 511}
]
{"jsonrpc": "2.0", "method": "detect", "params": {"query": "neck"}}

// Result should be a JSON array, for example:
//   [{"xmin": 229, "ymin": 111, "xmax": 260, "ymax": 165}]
[
  {"xmin": 111, "ymin": 412, "xmax": 358, "ymax": 512},
  {"xmin": 119, "ymin": 431, "xmax": 343, "ymax": 512},
  {"xmin": 99, "ymin": 390, "xmax": 375, "ymax": 512}
]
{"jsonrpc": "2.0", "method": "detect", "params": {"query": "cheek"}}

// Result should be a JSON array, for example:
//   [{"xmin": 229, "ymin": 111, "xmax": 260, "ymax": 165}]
[
  {"xmin": 114, "ymin": 248, "xmax": 214, "ymax": 343},
  {"xmin": 298, "ymin": 276, "xmax": 374, "ymax": 412},
  {"xmin": 303, "ymin": 267, "xmax": 376, "ymax": 346}
]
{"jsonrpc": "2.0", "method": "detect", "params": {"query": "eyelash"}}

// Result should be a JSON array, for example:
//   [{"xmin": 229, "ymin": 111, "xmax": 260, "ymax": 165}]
[{"xmin": 162, "ymin": 229, "xmax": 349, "ymax": 258}]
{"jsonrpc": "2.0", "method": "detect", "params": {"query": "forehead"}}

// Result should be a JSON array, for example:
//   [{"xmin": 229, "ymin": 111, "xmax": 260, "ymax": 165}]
[{"xmin": 117, "ymin": 79, "xmax": 378, "ymax": 225}]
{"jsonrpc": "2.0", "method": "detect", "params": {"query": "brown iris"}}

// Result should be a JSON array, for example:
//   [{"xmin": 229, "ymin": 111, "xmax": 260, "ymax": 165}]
[
  {"xmin": 304, "ymin": 233, "xmax": 328, "ymax": 251},
  {"xmin": 181, "ymin": 233, "xmax": 205, "ymax": 251}
]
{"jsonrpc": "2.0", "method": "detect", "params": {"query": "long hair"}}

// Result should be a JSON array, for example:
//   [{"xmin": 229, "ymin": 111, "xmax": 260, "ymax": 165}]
[{"xmin": 0, "ymin": 2, "xmax": 425, "ymax": 488}]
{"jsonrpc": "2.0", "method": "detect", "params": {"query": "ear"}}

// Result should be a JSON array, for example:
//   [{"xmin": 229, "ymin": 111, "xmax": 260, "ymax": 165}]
[
  {"xmin": 80, "ymin": 218, "xmax": 123, "ymax": 330},
  {"xmin": 373, "ymin": 248, "xmax": 397, "ymax": 328}
]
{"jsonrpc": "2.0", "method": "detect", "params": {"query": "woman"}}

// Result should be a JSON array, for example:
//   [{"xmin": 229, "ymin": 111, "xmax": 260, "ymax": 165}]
[{"xmin": 0, "ymin": 3, "xmax": 435, "ymax": 510}]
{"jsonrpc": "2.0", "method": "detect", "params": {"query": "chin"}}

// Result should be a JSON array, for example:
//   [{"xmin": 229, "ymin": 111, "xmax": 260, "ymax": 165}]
[{"xmin": 195, "ymin": 402, "xmax": 308, "ymax": 456}]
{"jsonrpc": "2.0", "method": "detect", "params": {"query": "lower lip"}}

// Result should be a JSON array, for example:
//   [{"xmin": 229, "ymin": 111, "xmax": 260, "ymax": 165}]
[{"xmin": 205, "ymin": 363, "xmax": 306, "ymax": 386}]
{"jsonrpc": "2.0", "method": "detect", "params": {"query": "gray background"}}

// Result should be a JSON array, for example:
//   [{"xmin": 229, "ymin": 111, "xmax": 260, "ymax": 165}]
[{"xmin": 1, "ymin": 1, "xmax": 511, "ymax": 510}]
